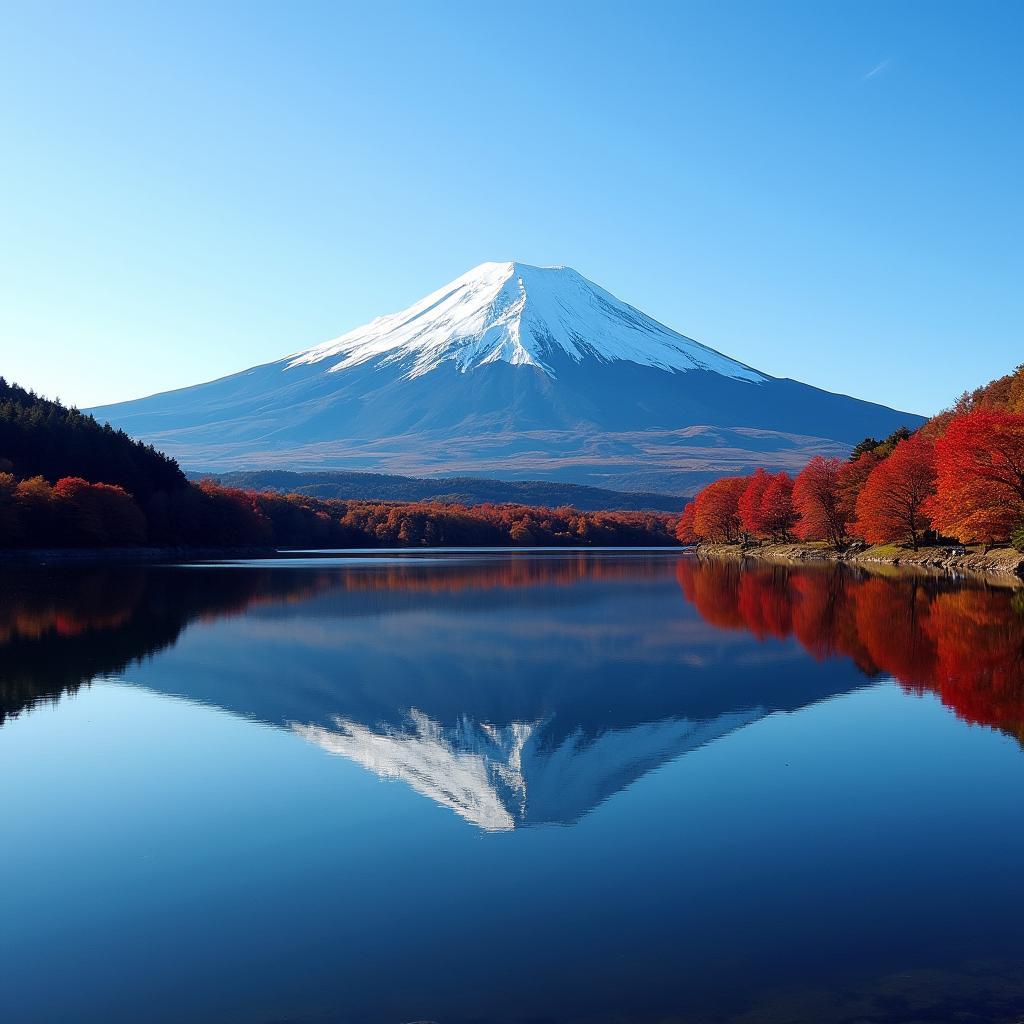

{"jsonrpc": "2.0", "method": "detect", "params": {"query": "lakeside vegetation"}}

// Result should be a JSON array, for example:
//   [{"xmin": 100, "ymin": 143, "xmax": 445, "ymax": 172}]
[
  {"xmin": 0, "ymin": 379, "xmax": 677, "ymax": 549},
  {"xmin": 677, "ymin": 364, "xmax": 1024, "ymax": 556}
]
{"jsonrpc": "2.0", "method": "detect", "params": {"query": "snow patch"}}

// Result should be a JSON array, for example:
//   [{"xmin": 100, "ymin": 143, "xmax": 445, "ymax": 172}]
[{"xmin": 287, "ymin": 261, "xmax": 765, "ymax": 382}]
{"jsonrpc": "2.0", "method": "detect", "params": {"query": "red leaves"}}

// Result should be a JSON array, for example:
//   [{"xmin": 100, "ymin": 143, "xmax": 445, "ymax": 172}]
[
  {"xmin": 737, "ymin": 468, "xmax": 772, "ymax": 538},
  {"xmin": 853, "ymin": 435, "xmax": 936, "ymax": 548},
  {"xmin": 675, "ymin": 501, "xmax": 698, "ymax": 544},
  {"xmin": 792, "ymin": 457, "xmax": 847, "ymax": 546},
  {"xmin": 736, "ymin": 468, "xmax": 796, "ymax": 541},
  {"xmin": 760, "ymin": 472, "xmax": 797, "ymax": 539},
  {"xmin": 926, "ymin": 411, "xmax": 1024, "ymax": 544},
  {"xmin": 693, "ymin": 476, "xmax": 748, "ymax": 542}
]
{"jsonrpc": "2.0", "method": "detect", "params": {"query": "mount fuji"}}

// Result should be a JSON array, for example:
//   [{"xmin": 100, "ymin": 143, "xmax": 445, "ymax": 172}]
[{"xmin": 89, "ymin": 262, "xmax": 923, "ymax": 494}]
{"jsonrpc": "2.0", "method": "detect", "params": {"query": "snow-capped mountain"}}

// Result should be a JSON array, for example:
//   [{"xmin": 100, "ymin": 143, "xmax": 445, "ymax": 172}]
[
  {"xmin": 89, "ymin": 261, "xmax": 923, "ymax": 493},
  {"xmin": 287, "ymin": 261, "xmax": 765, "ymax": 382}
]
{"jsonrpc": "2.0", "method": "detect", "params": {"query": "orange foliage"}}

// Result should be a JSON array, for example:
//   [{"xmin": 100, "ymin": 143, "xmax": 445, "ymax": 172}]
[
  {"xmin": 760, "ymin": 472, "xmax": 797, "ymax": 539},
  {"xmin": 737, "ymin": 468, "xmax": 772, "ymax": 538},
  {"xmin": 675, "ymin": 502, "xmax": 697, "ymax": 544},
  {"xmin": 693, "ymin": 476, "xmax": 748, "ymax": 542},
  {"xmin": 925, "ymin": 411, "xmax": 1024, "ymax": 544},
  {"xmin": 836, "ymin": 451, "xmax": 881, "ymax": 524},
  {"xmin": 792, "ymin": 456, "xmax": 847, "ymax": 546},
  {"xmin": 853, "ymin": 435, "xmax": 936, "ymax": 548}
]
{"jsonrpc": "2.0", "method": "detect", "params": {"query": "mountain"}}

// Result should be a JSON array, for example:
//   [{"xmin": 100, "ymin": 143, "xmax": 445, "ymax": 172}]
[
  {"xmin": 89, "ymin": 262, "xmax": 924, "ymax": 494},
  {"xmin": 196, "ymin": 468, "xmax": 685, "ymax": 512}
]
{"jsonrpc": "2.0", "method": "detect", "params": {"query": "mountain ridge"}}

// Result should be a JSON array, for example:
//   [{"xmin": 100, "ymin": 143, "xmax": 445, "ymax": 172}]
[{"xmin": 194, "ymin": 468, "xmax": 687, "ymax": 511}]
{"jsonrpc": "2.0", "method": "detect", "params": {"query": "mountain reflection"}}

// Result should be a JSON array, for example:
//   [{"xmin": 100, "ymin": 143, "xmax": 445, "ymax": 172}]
[
  {"xmin": 2, "ymin": 553, "xmax": 1023, "ymax": 828},
  {"xmin": 293, "ymin": 707, "xmax": 764, "ymax": 831}
]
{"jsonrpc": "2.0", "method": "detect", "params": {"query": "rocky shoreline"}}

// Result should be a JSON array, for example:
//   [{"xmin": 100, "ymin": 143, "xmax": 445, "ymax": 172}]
[{"xmin": 695, "ymin": 541, "xmax": 1024, "ymax": 580}]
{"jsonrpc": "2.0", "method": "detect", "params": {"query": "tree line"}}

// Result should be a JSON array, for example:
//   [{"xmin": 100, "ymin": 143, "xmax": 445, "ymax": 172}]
[
  {"xmin": 0, "ymin": 474, "xmax": 678, "ymax": 550},
  {"xmin": 676, "ymin": 364, "xmax": 1024, "ymax": 551}
]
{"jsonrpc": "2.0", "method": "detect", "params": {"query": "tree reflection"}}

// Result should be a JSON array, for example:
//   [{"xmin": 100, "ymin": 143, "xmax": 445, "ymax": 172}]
[
  {"xmin": 0, "ymin": 555, "xmax": 669, "ymax": 724},
  {"xmin": 677, "ymin": 558, "xmax": 1024, "ymax": 744}
]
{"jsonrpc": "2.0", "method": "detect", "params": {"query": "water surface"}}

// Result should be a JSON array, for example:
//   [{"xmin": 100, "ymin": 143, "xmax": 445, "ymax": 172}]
[{"xmin": 2, "ymin": 551, "xmax": 1023, "ymax": 1023}]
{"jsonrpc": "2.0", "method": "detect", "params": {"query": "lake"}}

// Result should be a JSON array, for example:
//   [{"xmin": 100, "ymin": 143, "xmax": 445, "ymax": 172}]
[{"xmin": 2, "ymin": 550, "xmax": 1023, "ymax": 1023}]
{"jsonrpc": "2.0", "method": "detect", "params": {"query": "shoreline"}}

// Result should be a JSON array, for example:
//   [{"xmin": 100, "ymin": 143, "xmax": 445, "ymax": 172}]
[
  {"xmin": 0, "ymin": 543, "xmax": 686, "ymax": 566},
  {"xmin": 695, "ymin": 540, "xmax": 1024, "ymax": 581}
]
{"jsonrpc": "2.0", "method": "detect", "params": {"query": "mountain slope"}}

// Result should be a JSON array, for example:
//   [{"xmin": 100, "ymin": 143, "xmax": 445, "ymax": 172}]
[{"xmin": 89, "ymin": 262, "xmax": 924, "ymax": 494}]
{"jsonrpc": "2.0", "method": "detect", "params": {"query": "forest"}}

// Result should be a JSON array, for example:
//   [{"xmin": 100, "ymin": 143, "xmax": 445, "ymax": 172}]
[
  {"xmin": 0, "ymin": 379, "xmax": 677, "ymax": 549},
  {"xmin": 677, "ymin": 363, "xmax": 1024, "ymax": 551}
]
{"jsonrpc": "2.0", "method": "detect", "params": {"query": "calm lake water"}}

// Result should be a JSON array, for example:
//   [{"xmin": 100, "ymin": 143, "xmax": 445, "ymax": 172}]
[{"xmin": 3, "ymin": 550, "xmax": 1024, "ymax": 1024}]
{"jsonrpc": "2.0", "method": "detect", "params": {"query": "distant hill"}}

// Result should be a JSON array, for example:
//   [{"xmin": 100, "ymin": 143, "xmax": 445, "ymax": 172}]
[
  {"xmin": 0, "ymin": 377, "xmax": 186, "ymax": 501},
  {"xmin": 192, "ymin": 469, "xmax": 686, "ymax": 513}
]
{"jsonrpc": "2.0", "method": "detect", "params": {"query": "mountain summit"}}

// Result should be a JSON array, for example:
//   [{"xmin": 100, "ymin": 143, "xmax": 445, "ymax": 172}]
[
  {"xmin": 288, "ymin": 261, "xmax": 765, "ymax": 383},
  {"xmin": 89, "ymin": 262, "xmax": 923, "ymax": 493}
]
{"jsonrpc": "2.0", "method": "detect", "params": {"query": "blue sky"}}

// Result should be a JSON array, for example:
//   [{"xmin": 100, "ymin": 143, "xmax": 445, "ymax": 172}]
[{"xmin": 1, "ymin": 1, "xmax": 1021, "ymax": 415}]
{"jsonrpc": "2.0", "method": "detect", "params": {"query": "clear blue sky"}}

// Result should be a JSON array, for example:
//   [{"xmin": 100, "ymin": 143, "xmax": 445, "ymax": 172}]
[{"xmin": 1, "ymin": 1, "xmax": 1021, "ymax": 415}]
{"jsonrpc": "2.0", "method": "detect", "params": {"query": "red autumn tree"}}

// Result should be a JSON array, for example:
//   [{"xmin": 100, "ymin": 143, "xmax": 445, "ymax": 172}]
[
  {"xmin": 792, "ymin": 456, "xmax": 847, "ymax": 546},
  {"xmin": 837, "ymin": 450, "xmax": 883, "ymax": 524},
  {"xmin": 760, "ymin": 472, "xmax": 797, "ymax": 540},
  {"xmin": 852, "ymin": 435, "xmax": 936, "ymax": 548},
  {"xmin": 926, "ymin": 411, "xmax": 1024, "ymax": 544},
  {"xmin": 675, "ymin": 501, "xmax": 698, "ymax": 544},
  {"xmin": 693, "ymin": 476, "xmax": 748, "ymax": 542},
  {"xmin": 737, "ymin": 468, "xmax": 772, "ymax": 539}
]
